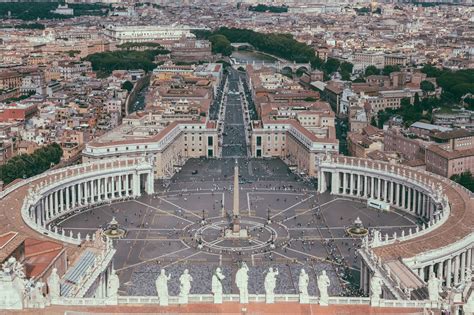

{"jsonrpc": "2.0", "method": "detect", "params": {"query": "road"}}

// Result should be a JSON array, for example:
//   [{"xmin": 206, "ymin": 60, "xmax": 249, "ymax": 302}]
[{"xmin": 221, "ymin": 69, "xmax": 249, "ymax": 158}]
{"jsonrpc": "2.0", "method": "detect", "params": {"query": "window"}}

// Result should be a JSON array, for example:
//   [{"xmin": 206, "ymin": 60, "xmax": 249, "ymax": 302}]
[{"xmin": 208, "ymin": 136, "xmax": 213, "ymax": 146}]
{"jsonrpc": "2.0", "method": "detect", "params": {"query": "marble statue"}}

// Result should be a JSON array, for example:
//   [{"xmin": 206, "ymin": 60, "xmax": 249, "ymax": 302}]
[
  {"xmin": 427, "ymin": 272, "xmax": 441, "ymax": 302},
  {"xmin": 298, "ymin": 268, "xmax": 309, "ymax": 304},
  {"xmin": 464, "ymin": 287, "xmax": 474, "ymax": 314},
  {"xmin": 466, "ymin": 268, "xmax": 473, "ymax": 284},
  {"xmin": 264, "ymin": 267, "xmax": 279, "ymax": 303},
  {"xmin": 179, "ymin": 269, "xmax": 193, "ymax": 304},
  {"xmin": 317, "ymin": 270, "xmax": 330, "ymax": 306},
  {"xmin": 156, "ymin": 269, "xmax": 171, "ymax": 306},
  {"xmin": 107, "ymin": 269, "xmax": 120, "ymax": 300},
  {"xmin": 370, "ymin": 274, "xmax": 382, "ymax": 305},
  {"xmin": 235, "ymin": 262, "xmax": 249, "ymax": 304},
  {"xmin": 47, "ymin": 268, "xmax": 60, "ymax": 300},
  {"xmin": 27, "ymin": 281, "xmax": 47, "ymax": 308},
  {"xmin": 0, "ymin": 257, "xmax": 27, "ymax": 310},
  {"xmin": 212, "ymin": 267, "xmax": 225, "ymax": 304}
]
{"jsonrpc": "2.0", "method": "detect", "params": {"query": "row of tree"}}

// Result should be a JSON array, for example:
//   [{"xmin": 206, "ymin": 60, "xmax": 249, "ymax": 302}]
[
  {"xmin": 248, "ymin": 4, "xmax": 288, "ymax": 13},
  {"xmin": 421, "ymin": 65, "xmax": 474, "ymax": 103},
  {"xmin": 372, "ymin": 95, "xmax": 442, "ymax": 128},
  {"xmin": 450, "ymin": 171, "xmax": 474, "ymax": 193},
  {"xmin": 0, "ymin": 143, "xmax": 63, "ymax": 185},
  {"xmin": 0, "ymin": 2, "xmax": 109, "ymax": 20},
  {"xmin": 84, "ymin": 48, "xmax": 169, "ymax": 76},
  {"xmin": 14, "ymin": 23, "xmax": 45, "ymax": 30}
]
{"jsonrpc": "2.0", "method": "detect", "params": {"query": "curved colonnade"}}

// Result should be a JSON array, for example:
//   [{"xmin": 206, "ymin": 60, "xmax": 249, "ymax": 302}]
[
  {"xmin": 17, "ymin": 158, "xmax": 154, "ymax": 245},
  {"xmin": 318, "ymin": 155, "xmax": 474, "ymax": 298},
  {"xmin": 0, "ymin": 154, "xmax": 472, "ymax": 308}
]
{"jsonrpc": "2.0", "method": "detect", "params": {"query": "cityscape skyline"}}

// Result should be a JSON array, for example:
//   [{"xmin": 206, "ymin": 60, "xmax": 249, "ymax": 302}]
[{"xmin": 0, "ymin": 0, "xmax": 472, "ymax": 314}]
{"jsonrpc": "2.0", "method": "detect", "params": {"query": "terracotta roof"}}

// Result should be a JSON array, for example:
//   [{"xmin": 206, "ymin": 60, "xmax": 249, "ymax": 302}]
[
  {"xmin": 426, "ymin": 145, "xmax": 474, "ymax": 160},
  {"xmin": 0, "ymin": 231, "xmax": 18, "ymax": 250},
  {"xmin": 432, "ymin": 129, "xmax": 473, "ymax": 140}
]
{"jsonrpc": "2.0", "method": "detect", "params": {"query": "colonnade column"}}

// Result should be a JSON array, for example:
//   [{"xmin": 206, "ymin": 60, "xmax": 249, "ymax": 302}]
[
  {"xmin": 447, "ymin": 258, "xmax": 452, "ymax": 287},
  {"xmin": 454, "ymin": 255, "xmax": 460, "ymax": 285},
  {"xmin": 468, "ymin": 248, "xmax": 472, "ymax": 272},
  {"xmin": 364, "ymin": 175, "xmax": 369, "ymax": 198},
  {"xmin": 401, "ymin": 186, "xmax": 406, "ymax": 209},
  {"xmin": 371, "ymin": 177, "xmax": 375, "ymax": 198},
  {"xmin": 118, "ymin": 175, "xmax": 123, "ymax": 197},
  {"xmin": 437, "ymin": 261, "xmax": 443, "ymax": 280},
  {"xmin": 461, "ymin": 252, "xmax": 466, "ymax": 283}
]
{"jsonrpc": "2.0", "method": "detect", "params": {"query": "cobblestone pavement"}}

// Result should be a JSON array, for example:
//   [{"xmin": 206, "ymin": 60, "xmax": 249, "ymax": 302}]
[{"xmin": 57, "ymin": 157, "xmax": 418, "ymax": 297}]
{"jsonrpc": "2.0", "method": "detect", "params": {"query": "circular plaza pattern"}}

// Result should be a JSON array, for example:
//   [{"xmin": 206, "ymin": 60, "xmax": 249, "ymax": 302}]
[{"xmin": 50, "ymin": 158, "xmax": 419, "ymax": 296}]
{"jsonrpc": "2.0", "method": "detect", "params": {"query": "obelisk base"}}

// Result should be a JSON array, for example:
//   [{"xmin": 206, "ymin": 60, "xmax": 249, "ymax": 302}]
[{"xmin": 224, "ymin": 228, "xmax": 248, "ymax": 239}]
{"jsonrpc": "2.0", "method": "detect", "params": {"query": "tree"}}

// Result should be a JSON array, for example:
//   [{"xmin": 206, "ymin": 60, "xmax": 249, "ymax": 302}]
[
  {"xmin": 322, "ymin": 58, "xmax": 340, "ymax": 75},
  {"xmin": 84, "ymin": 49, "xmax": 168, "ymax": 75},
  {"xmin": 414, "ymin": 93, "xmax": 421, "ymax": 107},
  {"xmin": 370, "ymin": 116, "xmax": 377, "ymax": 127},
  {"xmin": 0, "ymin": 143, "xmax": 62, "ymax": 185},
  {"xmin": 450, "ymin": 171, "xmax": 474, "ymax": 192},
  {"xmin": 353, "ymin": 76, "xmax": 366, "ymax": 83},
  {"xmin": 420, "ymin": 80, "xmax": 435, "ymax": 94},
  {"xmin": 365, "ymin": 65, "xmax": 379, "ymax": 77},
  {"xmin": 209, "ymin": 34, "xmax": 232, "ymax": 56},
  {"xmin": 121, "ymin": 80, "xmax": 134, "ymax": 92},
  {"xmin": 421, "ymin": 64, "xmax": 444, "ymax": 78},
  {"xmin": 340, "ymin": 62, "xmax": 353, "ymax": 73},
  {"xmin": 382, "ymin": 65, "xmax": 400, "ymax": 76}
]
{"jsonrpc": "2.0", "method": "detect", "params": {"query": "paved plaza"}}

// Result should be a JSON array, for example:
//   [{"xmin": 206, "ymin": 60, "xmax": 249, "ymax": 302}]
[{"xmin": 56, "ymin": 158, "xmax": 418, "ymax": 297}]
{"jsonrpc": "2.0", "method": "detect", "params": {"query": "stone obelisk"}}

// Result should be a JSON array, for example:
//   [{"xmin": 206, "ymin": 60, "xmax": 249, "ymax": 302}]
[{"xmin": 232, "ymin": 160, "xmax": 240, "ymax": 233}]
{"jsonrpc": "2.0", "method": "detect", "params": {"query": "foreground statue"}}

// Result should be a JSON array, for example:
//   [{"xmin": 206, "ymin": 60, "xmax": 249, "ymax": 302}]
[
  {"xmin": 156, "ymin": 269, "xmax": 171, "ymax": 306},
  {"xmin": 427, "ymin": 272, "xmax": 441, "ymax": 302},
  {"xmin": 299, "ymin": 268, "xmax": 309, "ymax": 304},
  {"xmin": 235, "ymin": 262, "xmax": 249, "ymax": 304},
  {"xmin": 179, "ymin": 269, "xmax": 193, "ymax": 304},
  {"xmin": 0, "ymin": 257, "xmax": 27, "ymax": 310},
  {"xmin": 370, "ymin": 274, "xmax": 382, "ymax": 306},
  {"xmin": 47, "ymin": 268, "xmax": 60, "ymax": 300},
  {"xmin": 317, "ymin": 270, "xmax": 330, "ymax": 306},
  {"xmin": 264, "ymin": 267, "xmax": 279, "ymax": 304},
  {"xmin": 212, "ymin": 267, "xmax": 225, "ymax": 304},
  {"xmin": 28, "ymin": 281, "xmax": 47, "ymax": 308},
  {"xmin": 107, "ymin": 269, "xmax": 120, "ymax": 300}
]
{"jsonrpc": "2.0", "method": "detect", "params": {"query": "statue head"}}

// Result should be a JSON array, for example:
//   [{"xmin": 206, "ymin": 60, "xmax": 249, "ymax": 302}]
[
  {"xmin": 184, "ymin": 269, "xmax": 189, "ymax": 275},
  {"xmin": 216, "ymin": 267, "xmax": 221, "ymax": 273},
  {"xmin": 301, "ymin": 268, "xmax": 306, "ymax": 275},
  {"xmin": 322, "ymin": 270, "xmax": 326, "ymax": 276},
  {"xmin": 161, "ymin": 269, "xmax": 166, "ymax": 275},
  {"xmin": 269, "ymin": 267, "xmax": 273, "ymax": 273}
]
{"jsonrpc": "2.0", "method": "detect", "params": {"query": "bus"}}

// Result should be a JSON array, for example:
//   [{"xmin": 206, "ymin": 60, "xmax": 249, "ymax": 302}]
[{"xmin": 367, "ymin": 199, "xmax": 390, "ymax": 211}]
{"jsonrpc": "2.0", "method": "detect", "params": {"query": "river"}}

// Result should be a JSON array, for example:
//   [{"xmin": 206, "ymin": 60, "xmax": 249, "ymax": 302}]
[{"xmin": 231, "ymin": 50, "xmax": 277, "ymax": 64}]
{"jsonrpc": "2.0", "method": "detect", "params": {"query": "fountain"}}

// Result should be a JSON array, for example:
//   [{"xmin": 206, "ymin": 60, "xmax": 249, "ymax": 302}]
[
  {"xmin": 102, "ymin": 217, "xmax": 126, "ymax": 239},
  {"xmin": 346, "ymin": 217, "xmax": 368, "ymax": 237}
]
